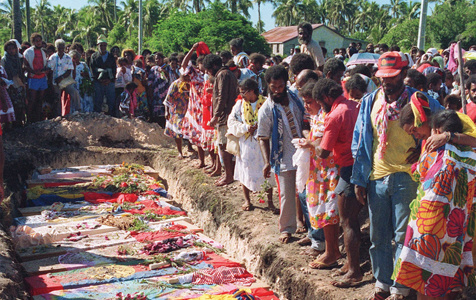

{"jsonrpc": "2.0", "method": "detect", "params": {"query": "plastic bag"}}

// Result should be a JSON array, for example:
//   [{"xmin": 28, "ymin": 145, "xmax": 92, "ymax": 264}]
[{"xmin": 292, "ymin": 146, "xmax": 310, "ymax": 193}]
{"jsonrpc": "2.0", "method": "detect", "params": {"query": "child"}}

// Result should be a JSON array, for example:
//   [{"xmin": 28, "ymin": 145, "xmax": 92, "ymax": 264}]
[
  {"xmin": 119, "ymin": 82, "xmax": 138, "ymax": 118},
  {"xmin": 115, "ymin": 57, "xmax": 132, "ymax": 101},
  {"xmin": 131, "ymin": 59, "xmax": 149, "ymax": 120},
  {"xmin": 444, "ymin": 94, "xmax": 462, "ymax": 111}
]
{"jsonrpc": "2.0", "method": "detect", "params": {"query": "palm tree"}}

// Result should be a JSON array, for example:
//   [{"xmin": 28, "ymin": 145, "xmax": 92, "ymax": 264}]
[
  {"xmin": 253, "ymin": 0, "xmax": 268, "ymax": 33},
  {"xmin": 32, "ymin": 0, "xmax": 51, "ymax": 41},
  {"xmin": 120, "ymin": 0, "xmax": 138, "ymax": 38},
  {"xmin": 88, "ymin": 0, "xmax": 114, "ymax": 31},
  {"xmin": 75, "ymin": 12, "xmax": 96, "ymax": 49},
  {"xmin": 225, "ymin": 0, "xmax": 252, "ymax": 17},
  {"xmin": 13, "ymin": 0, "xmax": 22, "ymax": 41},
  {"xmin": 55, "ymin": 6, "xmax": 77, "ymax": 39},
  {"xmin": 272, "ymin": 0, "xmax": 303, "ymax": 27},
  {"xmin": 0, "ymin": 0, "xmax": 13, "ymax": 38}
]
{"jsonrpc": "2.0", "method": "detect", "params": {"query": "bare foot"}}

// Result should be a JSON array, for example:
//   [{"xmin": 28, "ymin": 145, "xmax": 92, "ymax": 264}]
[
  {"xmin": 208, "ymin": 169, "xmax": 222, "ymax": 177},
  {"xmin": 331, "ymin": 272, "xmax": 363, "ymax": 288},
  {"xmin": 215, "ymin": 177, "xmax": 234, "ymax": 186},
  {"xmin": 299, "ymin": 247, "xmax": 323, "ymax": 257},
  {"xmin": 194, "ymin": 162, "xmax": 206, "ymax": 169},
  {"xmin": 279, "ymin": 232, "xmax": 291, "ymax": 244}
]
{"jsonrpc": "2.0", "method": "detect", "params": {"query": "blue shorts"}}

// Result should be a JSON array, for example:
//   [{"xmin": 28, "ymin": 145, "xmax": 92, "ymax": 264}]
[{"xmin": 28, "ymin": 77, "xmax": 48, "ymax": 91}]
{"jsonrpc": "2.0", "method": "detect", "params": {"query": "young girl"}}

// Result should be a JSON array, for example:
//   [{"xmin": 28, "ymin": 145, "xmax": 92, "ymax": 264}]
[
  {"xmin": 227, "ymin": 79, "xmax": 276, "ymax": 212},
  {"xmin": 115, "ymin": 57, "xmax": 132, "ymax": 102}
]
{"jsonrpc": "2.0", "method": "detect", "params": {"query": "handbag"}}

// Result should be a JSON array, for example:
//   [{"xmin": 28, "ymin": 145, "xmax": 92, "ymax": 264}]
[
  {"xmin": 225, "ymin": 132, "xmax": 240, "ymax": 157},
  {"xmin": 12, "ymin": 75, "xmax": 25, "ymax": 89}
]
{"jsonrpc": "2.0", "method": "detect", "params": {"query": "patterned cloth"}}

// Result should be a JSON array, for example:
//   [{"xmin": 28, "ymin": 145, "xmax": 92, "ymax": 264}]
[
  {"xmin": 181, "ymin": 83, "xmax": 204, "ymax": 146},
  {"xmin": 192, "ymin": 267, "xmax": 255, "ymax": 286},
  {"xmin": 306, "ymin": 111, "xmax": 340, "ymax": 229},
  {"xmin": 164, "ymin": 80, "xmax": 189, "ymax": 138},
  {"xmin": 0, "ymin": 65, "xmax": 16, "ymax": 123},
  {"xmin": 374, "ymin": 88, "xmax": 409, "ymax": 159},
  {"xmin": 393, "ymin": 143, "xmax": 476, "ymax": 297}
]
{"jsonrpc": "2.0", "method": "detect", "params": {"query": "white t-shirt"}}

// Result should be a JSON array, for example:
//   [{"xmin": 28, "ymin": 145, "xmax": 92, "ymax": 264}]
[{"xmin": 48, "ymin": 53, "xmax": 74, "ymax": 81}]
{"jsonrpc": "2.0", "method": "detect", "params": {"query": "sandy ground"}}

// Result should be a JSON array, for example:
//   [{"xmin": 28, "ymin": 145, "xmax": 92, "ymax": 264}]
[{"xmin": 0, "ymin": 113, "xmax": 475, "ymax": 299}]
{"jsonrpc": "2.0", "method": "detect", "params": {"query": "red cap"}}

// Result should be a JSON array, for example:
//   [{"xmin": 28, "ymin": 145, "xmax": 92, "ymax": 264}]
[{"xmin": 375, "ymin": 51, "xmax": 409, "ymax": 78}]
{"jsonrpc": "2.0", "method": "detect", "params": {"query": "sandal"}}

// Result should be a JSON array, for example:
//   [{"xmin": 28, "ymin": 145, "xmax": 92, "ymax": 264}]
[{"xmin": 308, "ymin": 259, "xmax": 338, "ymax": 269}]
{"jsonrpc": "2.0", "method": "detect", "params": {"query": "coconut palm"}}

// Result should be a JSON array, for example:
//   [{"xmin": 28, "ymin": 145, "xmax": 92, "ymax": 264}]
[
  {"xmin": 272, "ymin": 0, "xmax": 303, "ymax": 27},
  {"xmin": 88, "ymin": 0, "xmax": 114, "ymax": 31},
  {"xmin": 13, "ymin": 0, "xmax": 21, "ymax": 41},
  {"xmin": 32, "ymin": 0, "xmax": 51, "ymax": 41}
]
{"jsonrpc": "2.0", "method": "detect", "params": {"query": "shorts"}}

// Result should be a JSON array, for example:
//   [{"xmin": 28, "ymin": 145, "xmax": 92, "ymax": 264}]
[
  {"xmin": 217, "ymin": 124, "xmax": 227, "ymax": 145},
  {"xmin": 28, "ymin": 77, "xmax": 48, "ymax": 91},
  {"xmin": 335, "ymin": 165, "xmax": 356, "ymax": 198}
]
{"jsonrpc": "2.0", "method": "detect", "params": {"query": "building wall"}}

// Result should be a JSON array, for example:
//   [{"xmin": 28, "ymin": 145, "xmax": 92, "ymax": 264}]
[{"xmin": 312, "ymin": 27, "xmax": 345, "ymax": 59}]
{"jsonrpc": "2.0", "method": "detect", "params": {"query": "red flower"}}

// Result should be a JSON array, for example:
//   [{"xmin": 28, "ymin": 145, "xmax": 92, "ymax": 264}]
[
  {"xmin": 425, "ymin": 274, "xmax": 452, "ymax": 297},
  {"xmin": 120, "ymin": 182, "xmax": 129, "ymax": 188},
  {"xmin": 447, "ymin": 208, "xmax": 465, "ymax": 237}
]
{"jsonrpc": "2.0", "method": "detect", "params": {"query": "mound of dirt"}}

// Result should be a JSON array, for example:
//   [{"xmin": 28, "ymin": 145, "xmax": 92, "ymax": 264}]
[{"xmin": 4, "ymin": 113, "xmax": 167, "ymax": 153}]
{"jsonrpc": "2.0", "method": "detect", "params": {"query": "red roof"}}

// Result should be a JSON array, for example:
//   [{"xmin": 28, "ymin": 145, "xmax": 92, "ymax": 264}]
[{"xmin": 262, "ymin": 24, "xmax": 324, "ymax": 43}]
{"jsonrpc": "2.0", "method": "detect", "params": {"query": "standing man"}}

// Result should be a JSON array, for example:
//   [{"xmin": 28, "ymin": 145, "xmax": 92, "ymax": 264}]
[
  {"xmin": 47, "ymin": 39, "xmax": 81, "ymax": 116},
  {"xmin": 258, "ymin": 65, "xmax": 305, "ymax": 244},
  {"xmin": 23, "ymin": 33, "xmax": 48, "ymax": 122},
  {"xmin": 351, "ymin": 52, "xmax": 444, "ymax": 300},
  {"xmin": 298, "ymin": 22, "xmax": 325, "ymax": 71},
  {"xmin": 90, "ymin": 35, "xmax": 116, "ymax": 116},
  {"xmin": 204, "ymin": 54, "xmax": 238, "ymax": 186}
]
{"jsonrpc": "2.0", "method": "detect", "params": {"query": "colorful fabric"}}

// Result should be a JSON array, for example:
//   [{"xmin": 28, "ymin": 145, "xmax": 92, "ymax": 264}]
[
  {"xmin": 191, "ymin": 267, "xmax": 255, "ymax": 286},
  {"xmin": 182, "ymin": 81, "xmax": 205, "ymax": 146},
  {"xmin": 47, "ymin": 53, "xmax": 74, "ymax": 81},
  {"xmin": 164, "ymin": 79, "xmax": 189, "ymax": 138},
  {"xmin": 242, "ymin": 95, "xmax": 265, "ymax": 139},
  {"xmin": 233, "ymin": 52, "xmax": 249, "ymax": 69},
  {"xmin": 410, "ymin": 92, "xmax": 430, "ymax": 128},
  {"xmin": 393, "ymin": 143, "xmax": 476, "ymax": 297},
  {"xmin": 134, "ymin": 90, "xmax": 149, "ymax": 118},
  {"xmin": 373, "ymin": 88, "xmax": 409, "ymax": 159},
  {"xmin": 306, "ymin": 111, "xmax": 340, "ymax": 229}
]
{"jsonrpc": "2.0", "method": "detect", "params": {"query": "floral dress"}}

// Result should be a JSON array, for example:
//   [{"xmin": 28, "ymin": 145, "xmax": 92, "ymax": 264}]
[
  {"xmin": 147, "ymin": 65, "xmax": 169, "ymax": 121},
  {"xmin": 306, "ymin": 110, "xmax": 339, "ymax": 229},
  {"xmin": 0, "ymin": 66, "xmax": 16, "ymax": 123},
  {"xmin": 199, "ymin": 79, "xmax": 215, "ymax": 151},
  {"xmin": 393, "ymin": 143, "xmax": 476, "ymax": 297},
  {"xmin": 164, "ymin": 79, "xmax": 189, "ymax": 139}
]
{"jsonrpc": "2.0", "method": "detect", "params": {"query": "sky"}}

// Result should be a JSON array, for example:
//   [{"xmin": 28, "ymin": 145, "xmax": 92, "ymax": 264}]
[{"xmin": 45, "ymin": 0, "xmax": 434, "ymax": 32}]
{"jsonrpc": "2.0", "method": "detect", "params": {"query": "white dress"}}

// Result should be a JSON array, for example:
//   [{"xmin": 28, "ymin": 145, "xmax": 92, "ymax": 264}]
[{"xmin": 227, "ymin": 100, "xmax": 275, "ymax": 191}]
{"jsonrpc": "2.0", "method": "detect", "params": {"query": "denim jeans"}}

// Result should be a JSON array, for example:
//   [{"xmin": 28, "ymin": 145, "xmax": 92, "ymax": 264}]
[
  {"xmin": 299, "ymin": 190, "xmax": 325, "ymax": 250},
  {"xmin": 368, "ymin": 172, "xmax": 418, "ymax": 296},
  {"xmin": 94, "ymin": 81, "xmax": 116, "ymax": 116}
]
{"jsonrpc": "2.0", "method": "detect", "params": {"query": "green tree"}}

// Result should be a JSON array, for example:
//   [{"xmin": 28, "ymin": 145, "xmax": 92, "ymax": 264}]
[
  {"xmin": 149, "ymin": 2, "xmax": 269, "ymax": 55},
  {"xmin": 379, "ymin": 18, "xmax": 420, "ymax": 51},
  {"xmin": 272, "ymin": 0, "xmax": 302, "ymax": 26}
]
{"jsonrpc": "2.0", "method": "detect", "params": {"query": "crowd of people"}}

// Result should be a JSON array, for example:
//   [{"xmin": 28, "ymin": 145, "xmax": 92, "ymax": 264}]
[{"xmin": 2, "ymin": 20, "xmax": 476, "ymax": 300}]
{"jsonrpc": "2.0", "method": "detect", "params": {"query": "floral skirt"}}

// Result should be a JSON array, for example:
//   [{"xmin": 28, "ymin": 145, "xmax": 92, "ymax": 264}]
[{"xmin": 306, "ymin": 153, "xmax": 339, "ymax": 229}]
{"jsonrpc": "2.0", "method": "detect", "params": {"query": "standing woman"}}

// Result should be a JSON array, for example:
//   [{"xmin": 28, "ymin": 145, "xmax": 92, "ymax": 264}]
[
  {"xmin": 228, "ymin": 79, "xmax": 276, "ymax": 212},
  {"xmin": 122, "ymin": 49, "xmax": 136, "ymax": 68},
  {"xmin": 70, "ymin": 51, "xmax": 94, "ymax": 113},
  {"xmin": 164, "ymin": 70, "xmax": 191, "ymax": 158},
  {"xmin": 1, "ymin": 40, "xmax": 26, "ymax": 126}
]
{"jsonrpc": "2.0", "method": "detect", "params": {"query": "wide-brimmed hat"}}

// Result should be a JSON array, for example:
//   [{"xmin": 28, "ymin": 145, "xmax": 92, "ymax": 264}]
[{"xmin": 375, "ymin": 51, "xmax": 409, "ymax": 77}]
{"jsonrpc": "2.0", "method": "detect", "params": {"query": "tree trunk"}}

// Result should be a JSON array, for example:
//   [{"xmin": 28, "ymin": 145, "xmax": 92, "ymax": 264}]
[
  {"xmin": 26, "ymin": 0, "xmax": 31, "ymax": 42},
  {"xmin": 231, "ymin": 0, "xmax": 237, "ymax": 13},
  {"xmin": 13, "ymin": 0, "xmax": 22, "ymax": 43},
  {"xmin": 257, "ymin": 1, "xmax": 261, "ymax": 33},
  {"xmin": 194, "ymin": 0, "xmax": 200, "ymax": 13}
]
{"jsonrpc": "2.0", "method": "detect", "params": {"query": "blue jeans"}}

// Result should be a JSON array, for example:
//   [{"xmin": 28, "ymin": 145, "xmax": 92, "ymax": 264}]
[
  {"xmin": 368, "ymin": 172, "xmax": 418, "ymax": 296},
  {"xmin": 299, "ymin": 191, "xmax": 325, "ymax": 250},
  {"xmin": 94, "ymin": 81, "xmax": 116, "ymax": 116}
]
